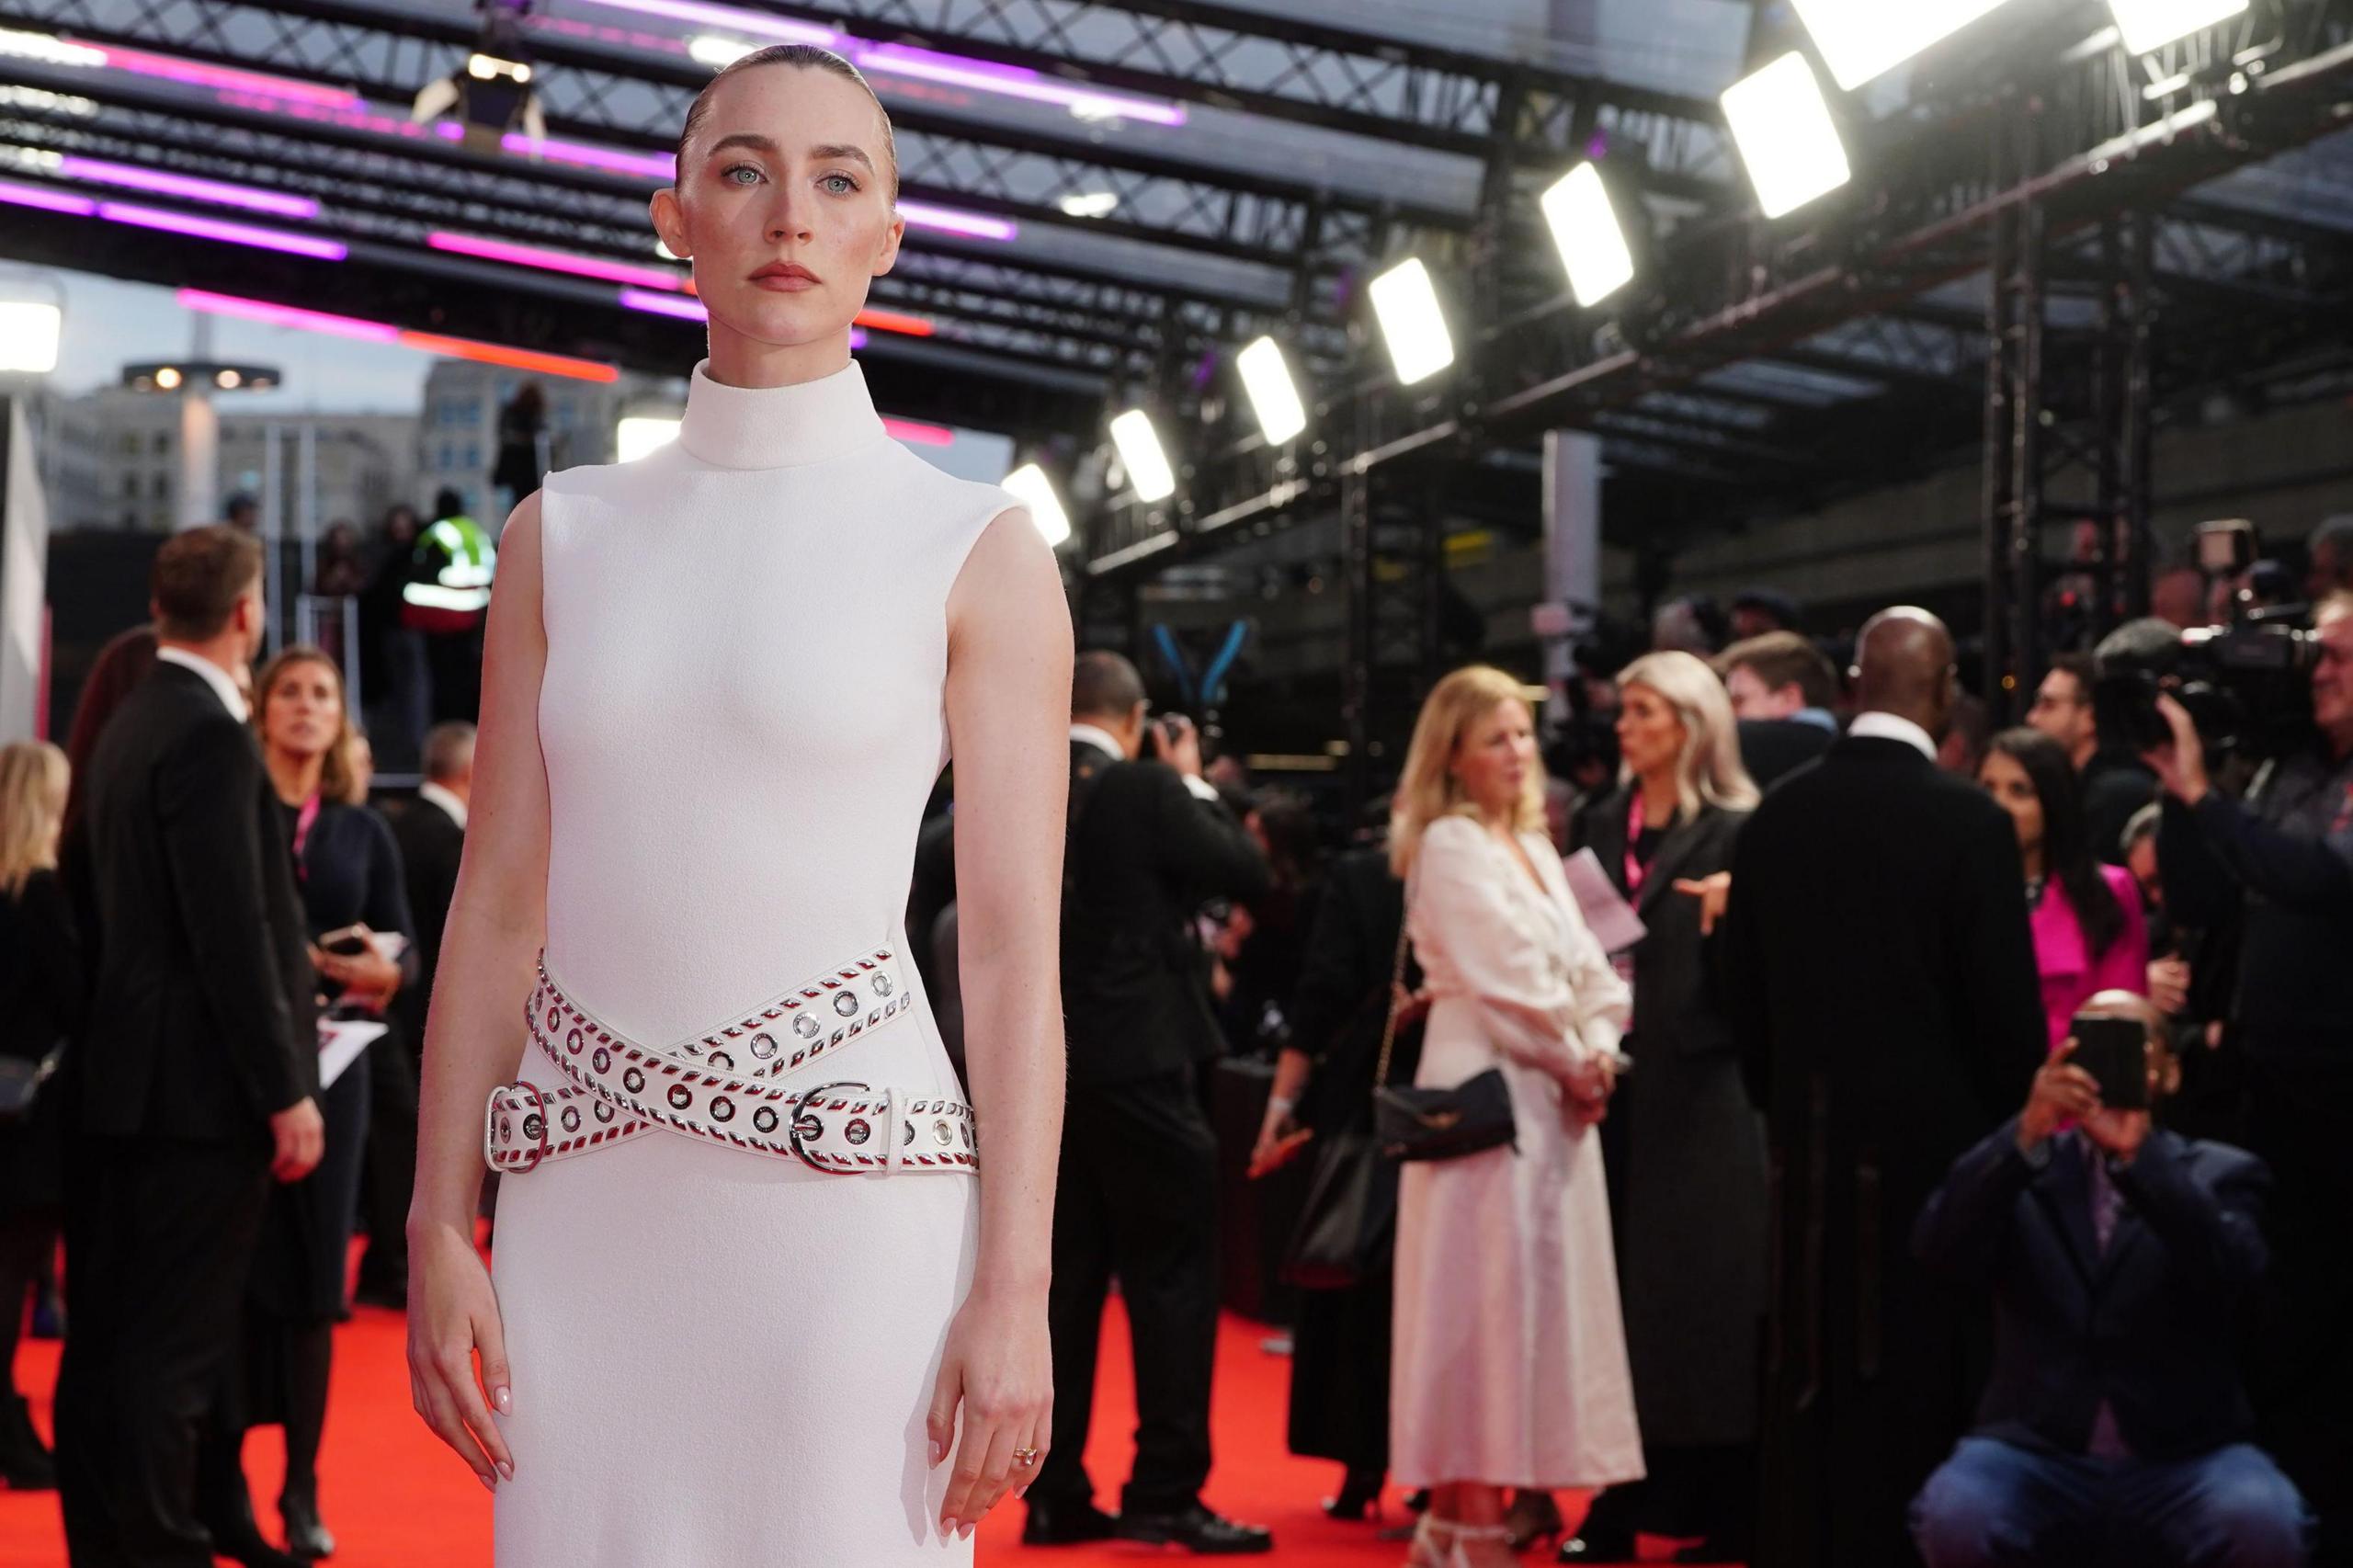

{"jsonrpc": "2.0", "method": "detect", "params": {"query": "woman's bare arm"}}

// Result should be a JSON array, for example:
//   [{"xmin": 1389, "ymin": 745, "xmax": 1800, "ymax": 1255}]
[
  {"xmin": 405, "ymin": 493, "xmax": 551, "ymax": 1489},
  {"xmin": 926, "ymin": 505, "xmax": 1072, "ymax": 1536}
]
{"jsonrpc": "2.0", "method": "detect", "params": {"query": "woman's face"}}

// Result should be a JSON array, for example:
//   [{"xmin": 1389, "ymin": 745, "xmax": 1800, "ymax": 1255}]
[
  {"xmin": 1449, "ymin": 698, "xmax": 1537, "ymax": 814},
  {"xmin": 1614, "ymin": 683, "xmax": 1688, "ymax": 783},
  {"xmin": 652, "ymin": 66, "xmax": 904, "ymax": 357},
  {"xmin": 1978, "ymin": 749, "xmax": 2044, "ymax": 858},
  {"xmin": 263, "ymin": 661, "xmax": 343, "ymax": 763}
]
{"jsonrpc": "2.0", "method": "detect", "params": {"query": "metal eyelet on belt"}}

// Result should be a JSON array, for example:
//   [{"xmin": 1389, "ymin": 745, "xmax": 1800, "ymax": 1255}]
[
  {"xmin": 786, "ymin": 1081, "xmax": 870, "ymax": 1174},
  {"xmin": 498, "ymin": 1081, "xmax": 551, "ymax": 1174}
]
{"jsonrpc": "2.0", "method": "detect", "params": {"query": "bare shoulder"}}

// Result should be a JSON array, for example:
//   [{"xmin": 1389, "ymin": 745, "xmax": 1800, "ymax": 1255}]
[{"xmin": 947, "ymin": 506, "xmax": 1068, "ymax": 650}]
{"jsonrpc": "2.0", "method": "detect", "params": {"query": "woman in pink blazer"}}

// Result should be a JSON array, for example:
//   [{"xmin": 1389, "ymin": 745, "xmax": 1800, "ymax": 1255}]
[{"xmin": 1979, "ymin": 728, "xmax": 2148, "ymax": 1050}]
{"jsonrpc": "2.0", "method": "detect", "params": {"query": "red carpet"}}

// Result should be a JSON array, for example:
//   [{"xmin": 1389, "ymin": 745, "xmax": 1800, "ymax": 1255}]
[{"xmin": 5, "ymin": 1285, "xmax": 1723, "ymax": 1563}]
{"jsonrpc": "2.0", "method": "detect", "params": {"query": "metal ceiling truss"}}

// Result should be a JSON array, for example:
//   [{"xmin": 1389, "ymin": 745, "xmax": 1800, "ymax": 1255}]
[{"xmin": 1074, "ymin": 0, "xmax": 2353, "ymax": 582}]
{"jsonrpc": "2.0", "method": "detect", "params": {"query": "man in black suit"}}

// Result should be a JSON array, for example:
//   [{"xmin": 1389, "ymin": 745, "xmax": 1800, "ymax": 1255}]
[
  {"xmin": 1722, "ymin": 607, "xmax": 2050, "ymax": 1568},
  {"xmin": 2029, "ymin": 652, "xmax": 2156, "ymax": 863},
  {"xmin": 1026, "ymin": 651, "xmax": 1273, "ymax": 1555},
  {"xmin": 354, "ymin": 720, "xmax": 472, "ymax": 1308},
  {"xmin": 1908, "ymin": 991, "xmax": 2311, "ymax": 1567},
  {"xmin": 1719, "ymin": 630, "xmax": 1840, "ymax": 791},
  {"xmin": 54, "ymin": 527, "xmax": 324, "ymax": 1568}
]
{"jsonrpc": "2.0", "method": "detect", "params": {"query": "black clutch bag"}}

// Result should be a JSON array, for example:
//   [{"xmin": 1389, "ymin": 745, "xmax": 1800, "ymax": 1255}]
[
  {"xmin": 1374, "ymin": 1067, "xmax": 1517, "ymax": 1163},
  {"xmin": 1363, "ymin": 915, "xmax": 1517, "ymax": 1165}
]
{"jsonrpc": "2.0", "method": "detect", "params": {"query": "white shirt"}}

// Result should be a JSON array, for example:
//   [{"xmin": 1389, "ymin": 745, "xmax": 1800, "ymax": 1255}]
[
  {"xmin": 155, "ymin": 645, "xmax": 249, "ymax": 723},
  {"xmin": 1848, "ymin": 710, "xmax": 1938, "ymax": 762},
  {"xmin": 418, "ymin": 779, "xmax": 469, "ymax": 830},
  {"xmin": 1068, "ymin": 722, "xmax": 1220, "ymax": 802}
]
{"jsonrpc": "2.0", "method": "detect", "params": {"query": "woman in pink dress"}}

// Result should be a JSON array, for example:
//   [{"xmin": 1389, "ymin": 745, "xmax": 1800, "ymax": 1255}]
[
  {"xmin": 1979, "ymin": 727, "xmax": 2148, "ymax": 1049},
  {"xmin": 1387, "ymin": 665, "xmax": 1643, "ymax": 1568}
]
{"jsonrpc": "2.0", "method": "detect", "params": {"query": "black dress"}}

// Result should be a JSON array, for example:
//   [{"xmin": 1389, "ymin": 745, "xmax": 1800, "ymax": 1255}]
[
  {"xmin": 1280, "ymin": 846, "xmax": 1422, "ymax": 1477},
  {"xmin": 0, "ymin": 869, "xmax": 83, "ymax": 1397}
]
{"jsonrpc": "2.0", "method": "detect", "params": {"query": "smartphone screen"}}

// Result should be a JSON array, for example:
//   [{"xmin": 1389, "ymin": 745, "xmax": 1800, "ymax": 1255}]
[{"xmin": 2070, "ymin": 1016, "xmax": 2150, "ymax": 1110}]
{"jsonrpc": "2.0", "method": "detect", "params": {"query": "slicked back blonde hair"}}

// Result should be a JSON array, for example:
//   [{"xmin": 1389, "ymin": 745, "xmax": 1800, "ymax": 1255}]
[{"xmin": 1617, "ymin": 650, "xmax": 1760, "ymax": 820}]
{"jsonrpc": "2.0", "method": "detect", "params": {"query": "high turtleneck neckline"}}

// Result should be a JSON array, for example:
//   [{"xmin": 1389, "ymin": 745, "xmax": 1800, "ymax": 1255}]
[{"xmin": 676, "ymin": 358, "xmax": 886, "ymax": 472}]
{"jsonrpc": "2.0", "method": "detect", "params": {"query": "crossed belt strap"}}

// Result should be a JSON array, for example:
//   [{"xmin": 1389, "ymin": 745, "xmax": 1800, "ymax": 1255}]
[{"xmin": 483, "ymin": 946, "xmax": 976, "ymax": 1176}]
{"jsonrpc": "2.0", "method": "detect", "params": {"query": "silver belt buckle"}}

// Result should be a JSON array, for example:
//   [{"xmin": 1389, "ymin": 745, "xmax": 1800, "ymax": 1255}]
[
  {"xmin": 490, "ymin": 1081, "xmax": 551, "ymax": 1174},
  {"xmin": 786, "ymin": 1081, "xmax": 870, "ymax": 1174}
]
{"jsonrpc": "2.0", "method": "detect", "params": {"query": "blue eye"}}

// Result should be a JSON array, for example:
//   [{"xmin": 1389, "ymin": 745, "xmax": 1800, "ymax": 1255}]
[
  {"xmin": 821, "ymin": 172, "xmax": 859, "ymax": 194},
  {"xmin": 721, "ymin": 163, "xmax": 762, "ymax": 186}
]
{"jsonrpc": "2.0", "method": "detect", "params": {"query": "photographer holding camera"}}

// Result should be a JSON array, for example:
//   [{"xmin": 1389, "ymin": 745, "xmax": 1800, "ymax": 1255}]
[{"xmin": 2143, "ymin": 589, "xmax": 2353, "ymax": 1567}]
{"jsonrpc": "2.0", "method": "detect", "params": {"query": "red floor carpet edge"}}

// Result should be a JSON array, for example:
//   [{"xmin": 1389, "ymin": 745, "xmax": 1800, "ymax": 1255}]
[{"xmin": 6, "ymin": 1290, "xmax": 1727, "ymax": 1564}]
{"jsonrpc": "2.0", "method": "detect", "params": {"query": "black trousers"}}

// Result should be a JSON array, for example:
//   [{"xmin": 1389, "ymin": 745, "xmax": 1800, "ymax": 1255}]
[
  {"xmin": 1035, "ymin": 1067, "xmax": 1220, "ymax": 1517},
  {"xmin": 356, "ymin": 1023, "xmax": 419, "ymax": 1291},
  {"xmin": 54, "ymin": 1135, "xmax": 271, "ymax": 1568}
]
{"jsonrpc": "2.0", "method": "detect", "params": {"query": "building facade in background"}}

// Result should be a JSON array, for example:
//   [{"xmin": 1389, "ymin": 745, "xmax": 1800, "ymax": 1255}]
[{"xmin": 417, "ymin": 360, "xmax": 629, "ymax": 526}]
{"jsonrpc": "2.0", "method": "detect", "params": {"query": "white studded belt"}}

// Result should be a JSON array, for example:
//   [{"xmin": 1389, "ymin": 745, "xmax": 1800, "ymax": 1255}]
[{"xmin": 483, "ymin": 947, "xmax": 976, "ymax": 1177}]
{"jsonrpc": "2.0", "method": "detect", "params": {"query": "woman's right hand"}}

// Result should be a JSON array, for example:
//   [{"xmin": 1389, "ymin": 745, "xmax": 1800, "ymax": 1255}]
[{"xmin": 407, "ymin": 1219, "xmax": 516, "ymax": 1493}]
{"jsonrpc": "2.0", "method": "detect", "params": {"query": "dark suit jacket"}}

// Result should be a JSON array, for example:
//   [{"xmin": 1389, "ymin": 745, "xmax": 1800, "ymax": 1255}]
[
  {"xmin": 1062, "ymin": 740, "xmax": 1269, "ymax": 1085},
  {"xmin": 78, "ymin": 661, "xmax": 315, "ymax": 1142},
  {"xmin": 384, "ymin": 791, "xmax": 464, "ymax": 1049},
  {"xmin": 2082, "ymin": 749, "xmax": 2158, "ymax": 866},
  {"xmin": 1585, "ymin": 792, "xmax": 1768, "ymax": 1446},
  {"xmin": 1739, "ymin": 717, "xmax": 1836, "ymax": 794},
  {"xmin": 1722, "ymin": 733, "xmax": 2049, "ymax": 1567},
  {"xmin": 1915, "ymin": 1121, "xmax": 2268, "ymax": 1460}
]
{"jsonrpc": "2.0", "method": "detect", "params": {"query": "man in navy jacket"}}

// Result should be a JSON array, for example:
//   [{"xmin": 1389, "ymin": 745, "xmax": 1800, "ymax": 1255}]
[{"xmin": 1908, "ymin": 990, "xmax": 2310, "ymax": 1567}]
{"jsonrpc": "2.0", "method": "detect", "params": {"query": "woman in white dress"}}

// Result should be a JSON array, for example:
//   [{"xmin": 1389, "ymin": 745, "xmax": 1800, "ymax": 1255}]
[
  {"xmin": 1387, "ymin": 665, "xmax": 1644, "ymax": 1568},
  {"xmin": 404, "ymin": 45, "xmax": 1072, "ymax": 1564}
]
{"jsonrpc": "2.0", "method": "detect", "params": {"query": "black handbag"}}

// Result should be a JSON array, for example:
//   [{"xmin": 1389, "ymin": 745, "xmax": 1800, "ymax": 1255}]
[
  {"xmin": 1279, "ymin": 922, "xmax": 1414, "ymax": 1289},
  {"xmin": 1371, "ymin": 886, "xmax": 1517, "ymax": 1164}
]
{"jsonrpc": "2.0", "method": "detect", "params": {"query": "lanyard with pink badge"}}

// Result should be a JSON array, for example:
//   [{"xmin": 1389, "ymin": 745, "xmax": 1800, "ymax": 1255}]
[
  {"xmin": 1610, "ymin": 793, "xmax": 1646, "ymax": 1008},
  {"xmin": 290, "ymin": 793, "xmax": 320, "ymax": 882}
]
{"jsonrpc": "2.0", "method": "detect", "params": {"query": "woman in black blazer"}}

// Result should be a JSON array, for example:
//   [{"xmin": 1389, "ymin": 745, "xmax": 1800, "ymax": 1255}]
[
  {"xmin": 0, "ymin": 741, "xmax": 80, "ymax": 1491},
  {"xmin": 244, "ymin": 648, "xmax": 416, "ymax": 1559},
  {"xmin": 1563, "ymin": 652, "xmax": 1767, "ymax": 1565}
]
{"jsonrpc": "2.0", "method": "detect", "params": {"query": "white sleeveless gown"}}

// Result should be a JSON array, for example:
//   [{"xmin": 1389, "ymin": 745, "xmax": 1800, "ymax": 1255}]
[{"xmin": 491, "ymin": 359, "xmax": 1019, "ymax": 1564}]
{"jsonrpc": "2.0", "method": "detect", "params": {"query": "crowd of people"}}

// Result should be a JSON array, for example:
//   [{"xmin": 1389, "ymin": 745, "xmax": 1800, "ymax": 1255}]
[
  {"xmin": 3, "ymin": 507, "xmax": 2348, "ymax": 1568},
  {"xmin": 2, "ymin": 526, "xmax": 473, "ymax": 1566}
]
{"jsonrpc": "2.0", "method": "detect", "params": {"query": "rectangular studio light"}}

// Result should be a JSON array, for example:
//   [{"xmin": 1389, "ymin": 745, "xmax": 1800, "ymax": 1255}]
[
  {"xmin": 1722, "ymin": 53, "xmax": 1853, "ymax": 220},
  {"xmin": 1368, "ymin": 257, "xmax": 1454, "ymax": 385},
  {"xmin": 1108, "ymin": 410, "xmax": 1176, "ymax": 503},
  {"xmin": 1001, "ymin": 462, "xmax": 1071, "ymax": 546},
  {"xmin": 56, "ymin": 154, "xmax": 318, "ymax": 218},
  {"xmin": 0, "ymin": 176, "xmax": 96, "ymax": 215},
  {"xmin": 1790, "ymin": 0, "xmax": 2016, "ymax": 91},
  {"xmin": 1235, "ymin": 335, "xmax": 1307, "ymax": 445},
  {"xmin": 0, "ymin": 27, "xmax": 105, "ymax": 67},
  {"xmin": 2109, "ymin": 0, "xmax": 2250, "ymax": 52},
  {"xmin": 97, "ymin": 201, "xmax": 347, "ymax": 259},
  {"xmin": 0, "ymin": 301, "xmax": 63, "ymax": 373},
  {"xmin": 1539, "ymin": 163, "xmax": 1635, "ymax": 308},
  {"xmin": 99, "ymin": 43, "xmax": 360, "ymax": 108}
]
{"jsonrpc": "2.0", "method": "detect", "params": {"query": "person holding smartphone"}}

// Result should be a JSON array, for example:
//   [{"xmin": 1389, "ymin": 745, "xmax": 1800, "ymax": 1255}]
[{"xmin": 1907, "ymin": 991, "xmax": 2311, "ymax": 1568}]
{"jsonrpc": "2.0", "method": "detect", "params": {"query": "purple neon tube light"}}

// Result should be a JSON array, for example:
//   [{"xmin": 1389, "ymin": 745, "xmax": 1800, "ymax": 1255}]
[
  {"xmin": 0, "ymin": 177, "xmax": 97, "ymax": 216},
  {"xmin": 851, "ymin": 42, "xmax": 1185, "ymax": 126},
  {"xmin": 565, "ymin": 0, "xmax": 836, "ymax": 46},
  {"xmin": 56, "ymin": 155, "xmax": 319, "ymax": 218},
  {"xmin": 613, "ymin": 290, "xmax": 865, "ymax": 348},
  {"xmin": 431, "ymin": 231, "xmax": 688, "ymax": 290},
  {"xmin": 176, "ymin": 288, "xmax": 401, "ymax": 343},
  {"xmin": 97, "ymin": 202, "xmax": 347, "ymax": 259}
]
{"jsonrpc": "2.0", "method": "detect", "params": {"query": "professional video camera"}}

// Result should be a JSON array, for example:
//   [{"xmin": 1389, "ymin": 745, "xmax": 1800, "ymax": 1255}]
[{"xmin": 2094, "ymin": 519, "xmax": 2322, "ymax": 763}]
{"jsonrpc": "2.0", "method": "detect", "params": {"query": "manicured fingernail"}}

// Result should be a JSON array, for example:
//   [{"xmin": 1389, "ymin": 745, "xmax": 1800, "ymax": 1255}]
[
  {"xmin": 480, "ymin": 1473, "xmax": 496, "ymax": 1494},
  {"xmin": 1016, "ymin": 1485, "xmax": 1029, "ymax": 1500},
  {"xmin": 498, "ymin": 1460, "xmax": 514, "ymax": 1482},
  {"xmin": 960, "ymin": 1522, "xmax": 976, "ymax": 1541},
  {"xmin": 928, "ymin": 1439, "xmax": 945, "ymax": 1466},
  {"xmin": 494, "ymin": 1385, "xmax": 512, "ymax": 1415}
]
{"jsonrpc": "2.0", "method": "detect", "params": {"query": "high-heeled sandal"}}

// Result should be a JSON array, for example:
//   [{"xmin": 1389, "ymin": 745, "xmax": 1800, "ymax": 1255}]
[
  {"xmin": 1442, "ymin": 1521, "xmax": 1518, "ymax": 1567},
  {"xmin": 1404, "ymin": 1514, "xmax": 1458, "ymax": 1568}
]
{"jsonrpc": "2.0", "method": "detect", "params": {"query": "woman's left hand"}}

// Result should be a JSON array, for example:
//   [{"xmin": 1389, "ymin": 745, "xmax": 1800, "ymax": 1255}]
[
  {"xmin": 1672, "ymin": 871, "xmax": 1733, "ymax": 935},
  {"xmin": 926, "ymin": 1280, "xmax": 1052, "ymax": 1542}
]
